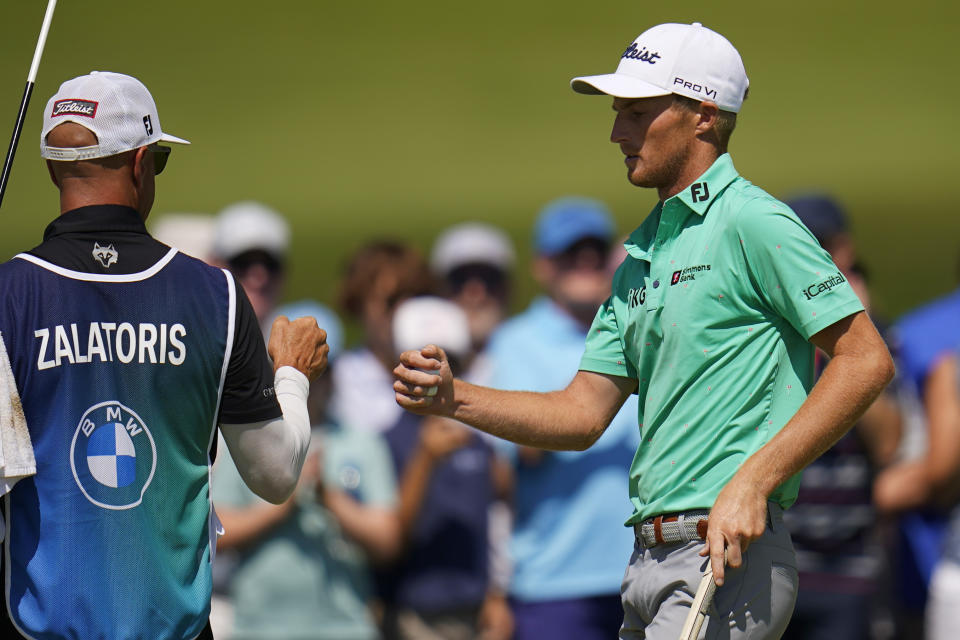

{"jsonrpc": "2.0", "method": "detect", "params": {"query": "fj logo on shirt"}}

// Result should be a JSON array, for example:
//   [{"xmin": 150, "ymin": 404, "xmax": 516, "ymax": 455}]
[
  {"xmin": 671, "ymin": 264, "xmax": 712, "ymax": 285},
  {"xmin": 92, "ymin": 242, "xmax": 118, "ymax": 268},
  {"xmin": 690, "ymin": 182, "xmax": 710, "ymax": 203},
  {"xmin": 627, "ymin": 286, "xmax": 646, "ymax": 309},
  {"xmin": 70, "ymin": 401, "xmax": 157, "ymax": 510},
  {"xmin": 802, "ymin": 271, "xmax": 847, "ymax": 300}
]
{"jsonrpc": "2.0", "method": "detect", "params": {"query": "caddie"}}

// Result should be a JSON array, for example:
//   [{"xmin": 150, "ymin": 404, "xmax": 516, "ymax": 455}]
[
  {"xmin": 0, "ymin": 71, "xmax": 327, "ymax": 639},
  {"xmin": 393, "ymin": 22, "xmax": 895, "ymax": 639}
]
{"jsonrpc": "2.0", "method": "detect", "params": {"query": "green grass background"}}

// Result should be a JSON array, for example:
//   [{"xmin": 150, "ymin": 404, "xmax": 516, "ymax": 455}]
[{"xmin": 1, "ymin": 1, "xmax": 956, "ymax": 332}]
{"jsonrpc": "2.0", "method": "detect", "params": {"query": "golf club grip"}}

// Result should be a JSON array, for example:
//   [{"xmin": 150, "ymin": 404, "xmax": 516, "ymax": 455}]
[
  {"xmin": 0, "ymin": 81, "xmax": 35, "ymax": 208},
  {"xmin": 690, "ymin": 578, "xmax": 717, "ymax": 637},
  {"xmin": 679, "ymin": 570, "xmax": 717, "ymax": 640}
]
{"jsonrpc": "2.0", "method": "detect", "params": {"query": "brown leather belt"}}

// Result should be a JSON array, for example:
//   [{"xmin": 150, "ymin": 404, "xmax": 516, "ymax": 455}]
[{"xmin": 634, "ymin": 511, "xmax": 709, "ymax": 548}]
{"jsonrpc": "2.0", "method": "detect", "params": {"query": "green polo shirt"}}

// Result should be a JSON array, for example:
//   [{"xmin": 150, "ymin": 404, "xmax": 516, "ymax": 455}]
[{"xmin": 580, "ymin": 153, "xmax": 864, "ymax": 525}]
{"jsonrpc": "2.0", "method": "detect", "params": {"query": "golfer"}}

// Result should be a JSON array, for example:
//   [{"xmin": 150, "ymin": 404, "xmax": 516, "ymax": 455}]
[{"xmin": 394, "ymin": 22, "xmax": 894, "ymax": 639}]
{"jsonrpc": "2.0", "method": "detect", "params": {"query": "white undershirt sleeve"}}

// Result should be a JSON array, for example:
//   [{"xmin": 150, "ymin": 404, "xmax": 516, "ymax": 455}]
[{"xmin": 218, "ymin": 366, "xmax": 311, "ymax": 504}]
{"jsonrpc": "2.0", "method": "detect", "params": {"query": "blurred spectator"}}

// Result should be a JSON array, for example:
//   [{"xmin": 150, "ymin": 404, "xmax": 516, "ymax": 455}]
[
  {"xmin": 430, "ymin": 223, "xmax": 517, "ymax": 609},
  {"xmin": 485, "ymin": 197, "xmax": 640, "ymax": 640},
  {"xmin": 149, "ymin": 213, "xmax": 217, "ymax": 262},
  {"xmin": 919, "ymin": 353, "xmax": 960, "ymax": 640},
  {"xmin": 430, "ymin": 222, "xmax": 515, "ymax": 358},
  {"xmin": 377, "ymin": 297, "xmax": 512, "ymax": 640},
  {"xmin": 780, "ymin": 194, "xmax": 902, "ymax": 640},
  {"xmin": 874, "ymin": 264, "xmax": 960, "ymax": 639},
  {"xmin": 787, "ymin": 194, "xmax": 857, "ymax": 274},
  {"xmin": 331, "ymin": 241, "xmax": 436, "ymax": 434},
  {"xmin": 213, "ymin": 302, "xmax": 401, "ymax": 640},
  {"xmin": 212, "ymin": 201, "xmax": 291, "ymax": 330}
]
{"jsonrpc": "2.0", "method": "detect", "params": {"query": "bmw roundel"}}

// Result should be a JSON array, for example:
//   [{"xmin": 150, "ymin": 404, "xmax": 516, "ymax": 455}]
[{"xmin": 71, "ymin": 401, "xmax": 156, "ymax": 509}]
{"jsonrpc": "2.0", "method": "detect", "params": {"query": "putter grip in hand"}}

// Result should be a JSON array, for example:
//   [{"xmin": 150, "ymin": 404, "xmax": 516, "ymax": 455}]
[{"xmin": 679, "ymin": 570, "xmax": 717, "ymax": 640}]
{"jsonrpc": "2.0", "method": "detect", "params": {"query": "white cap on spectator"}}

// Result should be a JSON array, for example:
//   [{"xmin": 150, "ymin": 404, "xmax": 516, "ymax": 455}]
[
  {"xmin": 41, "ymin": 71, "xmax": 189, "ymax": 160},
  {"xmin": 212, "ymin": 201, "xmax": 290, "ymax": 262},
  {"xmin": 150, "ymin": 213, "xmax": 216, "ymax": 260},
  {"xmin": 393, "ymin": 296, "xmax": 471, "ymax": 359},
  {"xmin": 430, "ymin": 222, "xmax": 515, "ymax": 276}
]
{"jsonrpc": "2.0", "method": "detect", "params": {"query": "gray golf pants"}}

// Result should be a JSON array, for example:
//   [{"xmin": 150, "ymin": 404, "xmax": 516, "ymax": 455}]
[{"xmin": 620, "ymin": 504, "xmax": 798, "ymax": 640}]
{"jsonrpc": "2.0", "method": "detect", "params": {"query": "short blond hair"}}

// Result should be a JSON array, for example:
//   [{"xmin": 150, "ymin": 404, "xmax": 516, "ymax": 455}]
[{"xmin": 671, "ymin": 94, "xmax": 738, "ymax": 153}]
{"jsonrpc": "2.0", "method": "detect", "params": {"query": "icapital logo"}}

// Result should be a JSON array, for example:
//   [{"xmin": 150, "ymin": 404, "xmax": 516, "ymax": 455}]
[
  {"xmin": 52, "ymin": 99, "xmax": 98, "ymax": 118},
  {"xmin": 802, "ymin": 272, "xmax": 847, "ymax": 300},
  {"xmin": 621, "ymin": 43, "xmax": 661, "ymax": 64}
]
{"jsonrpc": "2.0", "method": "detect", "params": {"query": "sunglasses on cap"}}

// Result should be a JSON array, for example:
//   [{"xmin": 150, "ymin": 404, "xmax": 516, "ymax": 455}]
[{"xmin": 149, "ymin": 144, "xmax": 171, "ymax": 175}]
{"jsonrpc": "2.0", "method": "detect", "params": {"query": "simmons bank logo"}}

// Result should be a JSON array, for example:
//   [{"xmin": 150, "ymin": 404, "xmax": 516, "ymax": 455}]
[{"xmin": 70, "ymin": 401, "xmax": 157, "ymax": 510}]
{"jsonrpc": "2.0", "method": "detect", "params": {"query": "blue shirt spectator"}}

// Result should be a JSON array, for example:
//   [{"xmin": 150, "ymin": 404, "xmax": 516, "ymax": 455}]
[{"xmin": 893, "ymin": 288, "xmax": 960, "ymax": 396}]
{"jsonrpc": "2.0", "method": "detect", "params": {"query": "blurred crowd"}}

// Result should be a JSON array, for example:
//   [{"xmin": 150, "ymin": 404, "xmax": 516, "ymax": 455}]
[{"xmin": 150, "ymin": 193, "xmax": 960, "ymax": 640}]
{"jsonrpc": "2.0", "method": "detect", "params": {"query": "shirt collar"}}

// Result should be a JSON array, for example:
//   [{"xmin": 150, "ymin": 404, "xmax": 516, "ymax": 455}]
[
  {"xmin": 42, "ymin": 204, "xmax": 148, "ymax": 241},
  {"xmin": 672, "ymin": 152, "xmax": 739, "ymax": 216},
  {"xmin": 623, "ymin": 153, "xmax": 740, "ymax": 262},
  {"xmin": 623, "ymin": 203, "xmax": 662, "ymax": 262}
]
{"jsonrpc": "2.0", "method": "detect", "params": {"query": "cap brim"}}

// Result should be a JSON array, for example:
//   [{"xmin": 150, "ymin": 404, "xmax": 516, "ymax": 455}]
[
  {"xmin": 160, "ymin": 132, "xmax": 190, "ymax": 145},
  {"xmin": 570, "ymin": 73, "xmax": 672, "ymax": 99}
]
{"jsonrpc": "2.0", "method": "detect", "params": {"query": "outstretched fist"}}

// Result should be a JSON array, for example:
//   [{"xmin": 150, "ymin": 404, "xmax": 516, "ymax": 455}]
[
  {"xmin": 393, "ymin": 344, "xmax": 454, "ymax": 415},
  {"xmin": 268, "ymin": 315, "xmax": 329, "ymax": 381}
]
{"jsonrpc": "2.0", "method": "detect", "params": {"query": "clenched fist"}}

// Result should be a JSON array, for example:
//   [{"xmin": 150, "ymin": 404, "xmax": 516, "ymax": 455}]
[{"xmin": 268, "ymin": 315, "xmax": 329, "ymax": 381}]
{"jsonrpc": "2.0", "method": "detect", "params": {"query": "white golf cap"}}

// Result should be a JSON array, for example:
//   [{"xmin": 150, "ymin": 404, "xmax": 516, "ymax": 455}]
[
  {"xmin": 41, "ymin": 71, "xmax": 189, "ymax": 160},
  {"xmin": 393, "ymin": 296, "xmax": 471, "ymax": 359},
  {"xmin": 212, "ymin": 201, "xmax": 291, "ymax": 262},
  {"xmin": 150, "ymin": 213, "xmax": 216, "ymax": 261},
  {"xmin": 430, "ymin": 222, "xmax": 515, "ymax": 276},
  {"xmin": 571, "ymin": 22, "xmax": 749, "ymax": 113}
]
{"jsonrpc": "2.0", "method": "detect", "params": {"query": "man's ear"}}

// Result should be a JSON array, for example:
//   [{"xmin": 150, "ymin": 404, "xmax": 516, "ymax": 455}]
[
  {"xmin": 695, "ymin": 101, "xmax": 720, "ymax": 136},
  {"xmin": 131, "ymin": 146, "xmax": 150, "ymax": 188},
  {"xmin": 46, "ymin": 160, "xmax": 59, "ymax": 188}
]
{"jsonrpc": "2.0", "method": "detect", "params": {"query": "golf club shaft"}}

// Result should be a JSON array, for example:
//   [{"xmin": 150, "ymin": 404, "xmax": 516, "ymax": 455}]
[{"xmin": 0, "ymin": 0, "xmax": 58, "ymax": 208}]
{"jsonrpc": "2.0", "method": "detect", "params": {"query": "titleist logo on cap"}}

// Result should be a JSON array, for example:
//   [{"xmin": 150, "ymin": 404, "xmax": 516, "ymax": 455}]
[
  {"xmin": 621, "ymin": 43, "xmax": 661, "ymax": 64},
  {"xmin": 51, "ymin": 99, "xmax": 98, "ymax": 118}
]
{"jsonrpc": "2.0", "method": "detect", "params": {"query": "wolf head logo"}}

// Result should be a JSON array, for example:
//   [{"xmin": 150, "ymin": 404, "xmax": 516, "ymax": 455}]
[{"xmin": 92, "ymin": 242, "xmax": 118, "ymax": 268}]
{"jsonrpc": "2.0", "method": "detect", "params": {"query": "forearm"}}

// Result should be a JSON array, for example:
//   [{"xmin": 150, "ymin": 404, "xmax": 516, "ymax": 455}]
[
  {"xmin": 395, "ymin": 348, "xmax": 632, "ymax": 451},
  {"xmin": 922, "ymin": 355, "xmax": 960, "ymax": 503},
  {"xmin": 323, "ymin": 489, "xmax": 401, "ymax": 563},
  {"xmin": 397, "ymin": 447, "xmax": 439, "ymax": 540},
  {"xmin": 735, "ymin": 346, "xmax": 894, "ymax": 498},
  {"xmin": 448, "ymin": 379, "xmax": 608, "ymax": 451},
  {"xmin": 215, "ymin": 502, "xmax": 292, "ymax": 550},
  {"xmin": 219, "ymin": 366, "xmax": 311, "ymax": 504}
]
